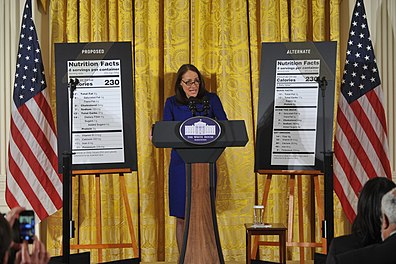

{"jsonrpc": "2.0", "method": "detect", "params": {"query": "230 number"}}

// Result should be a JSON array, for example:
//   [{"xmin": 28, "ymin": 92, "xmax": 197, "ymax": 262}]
[
  {"xmin": 305, "ymin": 76, "xmax": 318, "ymax": 82},
  {"xmin": 104, "ymin": 79, "xmax": 120, "ymax": 85}
]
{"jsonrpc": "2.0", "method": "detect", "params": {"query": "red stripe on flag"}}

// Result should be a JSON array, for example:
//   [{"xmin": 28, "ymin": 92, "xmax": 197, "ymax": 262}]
[
  {"xmin": 350, "ymin": 95, "xmax": 391, "ymax": 177},
  {"xmin": 336, "ymin": 106, "xmax": 377, "ymax": 177},
  {"xmin": 367, "ymin": 89, "xmax": 388, "ymax": 135},
  {"xmin": 333, "ymin": 174, "xmax": 356, "ymax": 222},
  {"xmin": 334, "ymin": 139, "xmax": 362, "ymax": 195},
  {"xmin": 18, "ymin": 103, "xmax": 60, "ymax": 181},
  {"xmin": 10, "ymin": 118, "xmax": 62, "ymax": 208},
  {"xmin": 34, "ymin": 92, "xmax": 57, "ymax": 136},
  {"xmin": 365, "ymin": 90, "xmax": 392, "ymax": 177},
  {"xmin": 5, "ymin": 164, "xmax": 20, "ymax": 209},
  {"xmin": 7, "ymin": 155, "xmax": 49, "ymax": 220}
]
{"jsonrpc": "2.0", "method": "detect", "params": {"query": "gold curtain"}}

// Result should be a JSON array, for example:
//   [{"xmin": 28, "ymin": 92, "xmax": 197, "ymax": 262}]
[{"xmin": 45, "ymin": 0, "xmax": 349, "ymax": 262}]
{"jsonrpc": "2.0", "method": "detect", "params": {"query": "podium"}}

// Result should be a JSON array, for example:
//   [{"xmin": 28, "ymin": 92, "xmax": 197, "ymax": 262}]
[{"xmin": 152, "ymin": 119, "xmax": 248, "ymax": 264}]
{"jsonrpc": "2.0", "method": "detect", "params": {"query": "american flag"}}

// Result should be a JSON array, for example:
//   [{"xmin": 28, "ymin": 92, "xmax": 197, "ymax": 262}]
[
  {"xmin": 6, "ymin": 0, "xmax": 62, "ymax": 221},
  {"xmin": 333, "ymin": 0, "xmax": 392, "ymax": 223}
]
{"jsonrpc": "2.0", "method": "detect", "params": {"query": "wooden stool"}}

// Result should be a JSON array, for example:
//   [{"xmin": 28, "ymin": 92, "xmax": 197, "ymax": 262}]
[
  {"xmin": 245, "ymin": 223, "xmax": 287, "ymax": 264},
  {"xmin": 252, "ymin": 170, "xmax": 327, "ymax": 263}
]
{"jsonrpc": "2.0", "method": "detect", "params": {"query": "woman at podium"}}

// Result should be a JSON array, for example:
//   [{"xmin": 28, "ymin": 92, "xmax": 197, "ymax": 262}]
[{"xmin": 163, "ymin": 64, "xmax": 227, "ymax": 252}]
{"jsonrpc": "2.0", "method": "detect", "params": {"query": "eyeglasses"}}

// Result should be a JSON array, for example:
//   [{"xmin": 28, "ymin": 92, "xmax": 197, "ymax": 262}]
[{"xmin": 181, "ymin": 79, "xmax": 200, "ymax": 87}]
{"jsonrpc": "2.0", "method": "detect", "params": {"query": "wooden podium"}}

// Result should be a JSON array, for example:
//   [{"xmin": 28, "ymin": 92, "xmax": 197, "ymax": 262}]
[{"xmin": 152, "ymin": 119, "xmax": 248, "ymax": 264}]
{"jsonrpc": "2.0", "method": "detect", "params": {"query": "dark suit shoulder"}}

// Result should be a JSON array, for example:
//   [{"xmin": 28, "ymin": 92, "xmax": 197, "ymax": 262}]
[
  {"xmin": 326, "ymin": 234, "xmax": 364, "ymax": 264},
  {"xmin": 330, "ymin": 234, "xmax": 364, "ymax": 255},
  {"xmin": 336, "ymin": 234, "xmax": 396, "ymax": 264}
]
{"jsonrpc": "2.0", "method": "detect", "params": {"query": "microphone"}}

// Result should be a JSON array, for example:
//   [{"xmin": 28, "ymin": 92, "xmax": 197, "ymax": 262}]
[
  {"xmin": 69, "ymin": 78, "xmax": 79, "ymax": 87},
  {"xmin": 68, "ymin": 78, "xmax": 79, "ymax": 99},
  {"xmin": 202, "ymin": 96, "xmax": 210, "ymax": 116},
  {"xmin": 188, "ymin": 97, "xmax": 197, "ymax": 116}
]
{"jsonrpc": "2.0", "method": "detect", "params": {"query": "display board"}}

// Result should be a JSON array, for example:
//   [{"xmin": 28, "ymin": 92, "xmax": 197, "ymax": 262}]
[
  {"xmin": 55, "ymin": 42, "xmax": 137, "ymax": 172},
  {"xmin": 255, "ymin": 41, "xmax": 337, "ymax": 171}
]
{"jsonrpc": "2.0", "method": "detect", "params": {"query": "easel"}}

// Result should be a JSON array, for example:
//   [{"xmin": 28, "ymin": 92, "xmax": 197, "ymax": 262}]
[
  {"xmin": 252, "ymin": 170, "xmax": 327, "ymax": 263},
  {"xmin": 69, "ymin": 168, "xmax": 139, "ymax": 263}
]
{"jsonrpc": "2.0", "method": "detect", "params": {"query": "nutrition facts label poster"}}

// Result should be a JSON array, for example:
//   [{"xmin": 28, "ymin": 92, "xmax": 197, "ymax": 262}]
[
  {"xmin": 55, "ymin": 42, "xmax": 137, "ymax": 172},
  {"xmin": 255, "ymin": 42, "xmax": 336, "ymax": 171}
]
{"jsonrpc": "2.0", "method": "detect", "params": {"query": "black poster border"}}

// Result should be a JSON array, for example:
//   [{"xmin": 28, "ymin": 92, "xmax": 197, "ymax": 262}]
[
  {"xmin": 255, "ymin": 41, "xmax": 337, "ymax": 172},
  {"xmin": 55, "ymin": 42, "xmax": 137, "ymax": 173}
]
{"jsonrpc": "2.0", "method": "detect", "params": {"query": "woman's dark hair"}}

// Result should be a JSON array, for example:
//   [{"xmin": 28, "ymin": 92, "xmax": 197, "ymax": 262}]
[
  {"xmin": 174, "ymin": 64, "xmax": 207, "ymax": 104},
  {"xmin": 0, "ymin": 216, "xmax": 12, "ymax": 263},
  {"xmin": 352, "ymin": 176, "xmax": 396, "ymax": 245}
]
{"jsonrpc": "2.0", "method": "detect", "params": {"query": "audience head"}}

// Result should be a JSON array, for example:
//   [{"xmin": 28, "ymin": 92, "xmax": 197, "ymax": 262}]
[
  {"xmin": 381, "ymin": 187, "xmax": 396, "ymax": 240},
  {"xmin": 0, "ymin": 216, "xmax": 12, "ymax": 263},
  {"xmin": 352, "ymin": 176, "xmax": 396, "ymax": 245},
  {"xmin": 174, "ymin": 64, "xmax": 207, "ymax": 104}
]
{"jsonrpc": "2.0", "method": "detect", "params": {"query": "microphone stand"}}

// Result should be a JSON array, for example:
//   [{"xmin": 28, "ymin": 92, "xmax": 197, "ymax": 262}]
[
  {"xmin": 202, "ymin": 96, "xmax": 210, "ymax": 116},
  {"xmin": 62, "ymin": 78, "xmax": 78, "ymax": 263},
  {"xmin": 316, "ymin": 76, "xmax": 334, "ymax": 250},
  {"xmin": 188, "ymin": 98, "xmax": 197, "ymax": 116}
]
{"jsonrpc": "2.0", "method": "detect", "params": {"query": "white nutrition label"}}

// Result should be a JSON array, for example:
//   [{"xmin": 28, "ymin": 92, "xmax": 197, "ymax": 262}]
[
  {"xmin": 271, "ymin": 59, "xmax": 320, "ymax": 166},
  {"xmin": 68, "ymin": 60, "xmax": 125, "ymax": 164}
]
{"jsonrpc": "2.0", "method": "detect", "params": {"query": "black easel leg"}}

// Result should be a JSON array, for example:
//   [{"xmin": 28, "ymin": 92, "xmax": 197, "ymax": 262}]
[{"xmin": 324, "ymin": 152, "xmax": 334, "ymax": 249}]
